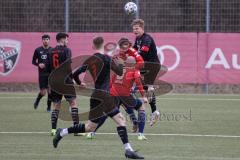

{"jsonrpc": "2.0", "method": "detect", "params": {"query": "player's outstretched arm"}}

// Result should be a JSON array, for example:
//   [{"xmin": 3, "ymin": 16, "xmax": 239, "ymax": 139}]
[
  {"xmin": 134, "ymin": 71, "xmax": 148, "ymax": 103},
  {"xmin": 72, "ymin": 64, "xmax": 88, "ymax": 85},
  {"xmin": 135, "ymin": 76, "xmax": 145, "ymax": 97},
  {"xmin": 127, "ymin": 48, "xmax": 144, "ymax": 69}
]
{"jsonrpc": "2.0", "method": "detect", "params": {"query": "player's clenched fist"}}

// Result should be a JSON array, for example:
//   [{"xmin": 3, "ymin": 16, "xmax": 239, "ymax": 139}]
[{"xmin": 112, "ymin": 56, "xmax": 124, "ymax": 65}]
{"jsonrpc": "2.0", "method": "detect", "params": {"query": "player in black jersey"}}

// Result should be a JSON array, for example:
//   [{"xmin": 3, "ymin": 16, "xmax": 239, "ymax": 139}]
[
  {"xmin": 32, "ymin": 34, "xmax": 52, "ymax": 112},
  {"xmin": 132, "ymin": 19, "xmax": 161, "ymax": 126},
  {"xmin": 48, "ymin": 33, "xmax": 79, "ymax": 136},
  {"xmin": 52, "ymin": 37, "xmax": 144, "ymax": 159}
]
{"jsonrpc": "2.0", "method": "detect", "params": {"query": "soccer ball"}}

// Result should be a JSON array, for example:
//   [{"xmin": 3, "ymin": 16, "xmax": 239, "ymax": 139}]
[{"xmin": 124, "ymin": 2, "xmax": 138, "ymax": 15}]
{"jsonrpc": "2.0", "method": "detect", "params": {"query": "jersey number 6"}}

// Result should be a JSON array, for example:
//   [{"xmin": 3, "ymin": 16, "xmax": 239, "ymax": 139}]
[{"xmin": 53, "ymin": 53, "xmax": 60, "ymax": 68}]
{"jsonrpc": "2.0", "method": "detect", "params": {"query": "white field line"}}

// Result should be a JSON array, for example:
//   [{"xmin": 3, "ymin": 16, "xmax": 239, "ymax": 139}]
[
  {"xmin": 0, "ymin": 92, "xmax": 239, "ymax": 96},
  {"xmin": 0, "ymin": 96, "xmax": 240, "ymax": 101},
  {"xmin": 156, "ymin": 155, "xmax": 240, "ymax": 160},
  {"xmin": 159, "ymin": 98, "xmax": 240, "ymax": 101},
  {"xmin": 0, "ymin": 132, "xmax": 239, "ymax": 138}
]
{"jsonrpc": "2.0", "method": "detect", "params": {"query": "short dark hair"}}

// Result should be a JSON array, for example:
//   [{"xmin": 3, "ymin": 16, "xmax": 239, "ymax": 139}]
[
  {"xmin": 56, "ymin": 32, "xmax": 69, "ymax": 41},
  {"xmin": 131, "ymin": 19, "xmax": 145, "ymax": 28},
  {"xmin": 118, "ymin": 37, "xmax": 131, "ymax": 47},
  {"xmin": 42, "ymin": 34, "xmax": 50, "ymax": 39},
  {"xmin": 93, "ymin": 36, "xmax": 104, "ymax": 49}
]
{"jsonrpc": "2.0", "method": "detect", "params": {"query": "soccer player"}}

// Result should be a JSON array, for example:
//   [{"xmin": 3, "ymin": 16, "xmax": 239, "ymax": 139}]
[
  {"xmin": 86, "ymin": 38, "xmax": 148, "ymax": 141},
  {"xmin": 52, "ymin": 36, "xmax": 144, "ymax": 159},
  {"xmin": 132, "ymin": 19, "xmax": 161, "ymax": 126},
  {"xmin": 48, "ymin": 33, "xmax": 79, "ymax": 136},
  {"xmin": 113, "ymin": 38, "xmax": 148, "ymax": 140},
  {"xmin": 111, "ymin": 56, "xmax": 148, "ymax": 140},
  {"xmin": 32, "ymin": 34, "xmax": 52, "ymax": 112}
]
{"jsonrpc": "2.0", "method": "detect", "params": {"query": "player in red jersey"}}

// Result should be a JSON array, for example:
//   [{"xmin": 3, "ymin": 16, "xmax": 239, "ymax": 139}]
[
  {"xmin": 111, "ymin": 38, "xmax": 145, "ymax": 97},
  {"xmin": 117, "ymin": 38, "xmax": 144, "ymax": 70},
  {"xmin": 111, "ymin": 38, "xmax": 148, "ymax": 140}
]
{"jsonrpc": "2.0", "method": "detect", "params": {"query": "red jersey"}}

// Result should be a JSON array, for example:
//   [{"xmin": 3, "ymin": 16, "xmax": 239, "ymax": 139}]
[
  {"xmin": 110, "ymin": 67, "xmax": 144, "ymax": 96},
  {"xmin": 119, "ymin": 47, "xmax": 144, "ymax": 69},
  {"xmin": 127, "ymin": 47, "xmax": 144, "ymax": 69}
]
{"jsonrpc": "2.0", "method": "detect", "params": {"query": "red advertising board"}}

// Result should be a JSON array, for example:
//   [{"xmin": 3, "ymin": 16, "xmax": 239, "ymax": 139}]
[{"xmin": 0, "ymin": 32, "xmax": 240, "ymax": 84}]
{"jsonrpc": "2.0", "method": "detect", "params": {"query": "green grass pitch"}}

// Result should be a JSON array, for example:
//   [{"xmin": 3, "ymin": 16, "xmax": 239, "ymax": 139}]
[{"xmin": 0, "ymin": 92, "xmax": 240, "ymax": 160}]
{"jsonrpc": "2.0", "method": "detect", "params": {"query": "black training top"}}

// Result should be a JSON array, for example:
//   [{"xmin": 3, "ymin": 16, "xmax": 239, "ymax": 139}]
[
  {"xmin": 32, "ymin": 46, "xmax": 52, "ymax": 75},
  {"xmin": 73, "ymin": 53, "xmax": 123, "ymax": 91},
  {"xmin": 133, "ymin": 33, "xmax": 160, "ymax": 63}
]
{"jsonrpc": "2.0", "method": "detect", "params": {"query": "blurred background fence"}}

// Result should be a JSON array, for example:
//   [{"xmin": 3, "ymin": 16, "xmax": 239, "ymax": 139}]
[{"xmin": 1, "ymin": 0, "xmax": 240, "ymax": 33}]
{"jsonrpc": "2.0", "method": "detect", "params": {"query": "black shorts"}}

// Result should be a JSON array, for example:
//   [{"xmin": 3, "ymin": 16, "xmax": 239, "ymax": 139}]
[
  {"xmin": 141, "ymin": 62, "xmax": 161, "ymax": 86},
  {"xmin": 50, "ymin": 90, "xmax": 76, "ymax": 103},
  {"xmin": 89, "ymin": 90, "xmax": 119, "ymax": 123},
  {"xmin": 117, "ymin": 95, "xmax": 137, "ymax": 108},
  {"xmin": 39, "ymin": 75, "xmax": 49, "ymax": 89},
  {"xmin": 117, "ymin": 95, "xmax": 142, "ymax": 110}
]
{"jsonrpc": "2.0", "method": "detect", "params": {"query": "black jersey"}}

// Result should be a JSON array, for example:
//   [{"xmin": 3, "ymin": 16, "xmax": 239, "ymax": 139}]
[
  {"xmin": 133, "ymin": 33, "xmax": 160, "ymax": 63},
  {"xmin": 48, "ymin": 45, "xmax": 72, "ymax": 71},
  {"xmin": 48, "ymin": 45, "xmax": 73, "ymax": 84},
  {"xmin": 32, "ymin": 46, "xmax": 52, "ymax": 75},
  {"xmin": 73, "ymin": 53, "xmax": 123, "ymax": 91}
]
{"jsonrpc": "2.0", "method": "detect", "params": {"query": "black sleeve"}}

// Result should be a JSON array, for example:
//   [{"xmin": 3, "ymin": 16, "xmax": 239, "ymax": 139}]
[
  {"xmin": 111, "ymin": 57, "xmax": 123, "ymax": 76},
  {"xmin": 32, "ymin": 49, "xmax": 38, "ymax": 66},
  {"xmin": 66, "ymin": 48, "xmax": 72, "ymax": 59},
  {"xmin": 139, "ymin": 35, "xmax": 152, "ymax": 54},
  {"xmin": 142, "ymin": 35, "xmax": 152, "ymax": 47},
  {"xmin": 72, "ymin": 64, "xmax": 88, "ymax": 85}
]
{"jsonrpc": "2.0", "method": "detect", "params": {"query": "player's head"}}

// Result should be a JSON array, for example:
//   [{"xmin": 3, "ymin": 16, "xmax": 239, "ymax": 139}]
[
  {"xmin": 125, "ymin": 55, "xmax": 136, "ymax": 68},
  {"xmin": 42, "ymin": 34, "xmax": 50, "ymax": 47},
  {"xmin": 92, "ymin": 36, "xmax": 104, "ymax": 50},
  {"xmin": 104, "ymin": 42, "xmax": 117, "ymax": 57},
  {"xmin": 131, "ymin": 19, "xmax": 145, "ymax": 37},
  {"xmin": 56, "ymin": 32, "xmax": 69, "ymax": 46},
  {"xmin": 118, "ymin": 37, "xmax": 131, "ymax": 53}
]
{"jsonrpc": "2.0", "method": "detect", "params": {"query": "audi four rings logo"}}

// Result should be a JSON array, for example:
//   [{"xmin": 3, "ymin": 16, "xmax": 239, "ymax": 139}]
[{"xmin": 157, "ymin": 45, "xmax": 181, "ymax": 71}]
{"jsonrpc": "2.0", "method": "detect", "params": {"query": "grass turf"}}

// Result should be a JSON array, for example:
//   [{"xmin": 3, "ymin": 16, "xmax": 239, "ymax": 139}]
[{"xmin": 0, "ymin": 92, "xmax": 240, "ymax": 160}]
